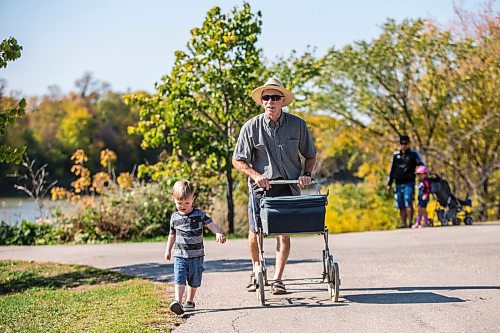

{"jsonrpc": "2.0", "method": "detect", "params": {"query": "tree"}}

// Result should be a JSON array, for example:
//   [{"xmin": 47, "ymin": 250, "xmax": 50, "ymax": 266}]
[
  {"xmin": 311, "ymin": 17, "xmax": 499, "ymax": 220},
  {"xmin": 439, "ymin": 3, "xmax": 500, "ymax": 220},
  {"xmin": 14, "ymin": 156, "xmax": 57, "ymax": 219},
  {"xmin": 125, "ymin": 3, "xmax": 264, "ymax": 232},
  {"xmin": 268, "ymin": 47, "xmax": 322, "ymax": 112},
  {"xmin": 316, "ymin": 19, "xmax": 464, "ymax": 152},
  {"xmin": 0, "ymin": 74, "xmax": 155, "ymax": 195},
  {"xmin": 0, "ymin": 37, "xmax": 26, "ymax": 163}
]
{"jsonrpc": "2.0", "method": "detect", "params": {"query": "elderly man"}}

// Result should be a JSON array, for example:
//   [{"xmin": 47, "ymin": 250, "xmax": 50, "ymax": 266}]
[{"xmin": 232, "ymin": 77, "xmax": 317, "ymax": 295}]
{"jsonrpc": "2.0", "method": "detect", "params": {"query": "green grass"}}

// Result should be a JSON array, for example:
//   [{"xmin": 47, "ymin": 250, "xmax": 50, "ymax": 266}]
[{"xmin": 0, "ymin": 260, "xmax": 181, "ymax": 333}]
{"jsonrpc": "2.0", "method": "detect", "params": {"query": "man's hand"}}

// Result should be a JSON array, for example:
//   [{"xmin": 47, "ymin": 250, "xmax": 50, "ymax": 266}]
[
  {"xmin": 253, "ymin": 174, "xmax": 271, "ymax": 190},
  {"xmin": 298, "ymin": 175, "xmax": 312, "ymax": 188},
  {"xmin": 216, "ymin": 233, "xmax": 227, "ymax": 244},
  {"xmin": 164, "ymin": 250, "xmax": 171, "ymax": 261},
  {"xmin": 386, "ymin": 185, "xmax": 392, "ymax": 194}
]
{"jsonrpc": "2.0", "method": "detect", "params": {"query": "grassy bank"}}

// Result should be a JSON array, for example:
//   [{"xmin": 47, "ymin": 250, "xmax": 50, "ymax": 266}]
[{"xmin": 0, "ymin": 260, "xmax": 181, "ymax": 332}]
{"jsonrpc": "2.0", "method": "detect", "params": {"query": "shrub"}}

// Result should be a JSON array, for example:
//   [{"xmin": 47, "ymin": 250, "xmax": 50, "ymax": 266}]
[
  {"xmin": 325, "ymin": 182, "xmax": 399, "ymax": 233},
  {"xmin": 0, "ymin": 220, "xmax": 65, "ymax": 245},
  {"xmin": 50, "ymin": 181, "xmax": 173, "ymax": 243}
]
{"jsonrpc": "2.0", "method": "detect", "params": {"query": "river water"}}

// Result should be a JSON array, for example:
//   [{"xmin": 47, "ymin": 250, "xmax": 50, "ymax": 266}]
[{"xmin": 0, "ymin": 197, "xmax": 74, "ymax": 225}]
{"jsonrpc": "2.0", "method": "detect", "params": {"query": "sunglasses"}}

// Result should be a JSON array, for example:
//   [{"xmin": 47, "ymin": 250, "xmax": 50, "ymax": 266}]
[
  {"xmin": 261, "ymin": 95, "xmax": 284, "ymax": 102},
  {"xmin": 400, "ymin": 142, "xmax": 409, "ymax": 145}
]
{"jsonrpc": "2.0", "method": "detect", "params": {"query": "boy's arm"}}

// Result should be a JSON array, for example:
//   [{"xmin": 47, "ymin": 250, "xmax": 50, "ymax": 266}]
[
  {"xmin": 164, "ymin": 233, "xmax": 176, "ymax": 261},
  {"xmin": 206, "ymin": 222, "xmax": 226, "ymax": 244}
]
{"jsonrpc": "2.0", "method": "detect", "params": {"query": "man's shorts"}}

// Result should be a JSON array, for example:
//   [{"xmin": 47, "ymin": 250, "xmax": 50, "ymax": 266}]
[
  {"xmin": 248, "ymin": 182, "xmax": 293, "ymax": 233},
  {"xmin": 174, "ymin": 256, "xmax": 204, "ymax": 288},
  {"xmin": 394, "ymin": 183, "xmax": 415, "ymax": 209}
]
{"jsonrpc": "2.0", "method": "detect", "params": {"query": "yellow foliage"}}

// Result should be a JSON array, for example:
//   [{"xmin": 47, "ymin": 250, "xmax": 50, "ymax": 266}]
[
  {"xmin": 100, "ymin": 149, "xmax": 117, "ymax": 168},
  {"xmin": 58, "ymin": 103, "xmax": 91, "ymax": 148},
  {"xmin": 71, "ymin": 149, "xmax": 88, "ymax": 165},
  {"xmin": 53, "ymin": 148, "xmax": 137, "ymax": 203},
  {"xmin": 67, "ymin": 192, "xmax": 81, "ymax": 204},
  {"xmin": 92, "ymin": 172, "xmax": 111, "ymax": 194},
  {"xmin": 324, "ymin": 182, "xmax": 399, "ymax": 233},
  {"xmin": 117, "ymin": 172, "xmax": 133, "ymax": 189},
  {"xmin": 50, "ymin": 187, "xmax": 68, "ymax": 201}
]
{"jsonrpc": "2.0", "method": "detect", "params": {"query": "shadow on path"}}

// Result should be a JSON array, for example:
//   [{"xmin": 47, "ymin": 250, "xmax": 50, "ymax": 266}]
[
  {"xmin": 341, "ymin": 285, "xmax": 500, "ymax": 304},
  {"xmin": 342, "ymin": 286, "xmax": 500, "ymax": 292},
  {"xmin": 179, "ymin": 297, "xmax": 349, "ymax": 318},
  {"xmin": 111, "ymin": 258, "xmax": 320, "ymax": 282},
  {"xmin": 344, "ymin": 292, "xmax": 465, "ymax": 304}
]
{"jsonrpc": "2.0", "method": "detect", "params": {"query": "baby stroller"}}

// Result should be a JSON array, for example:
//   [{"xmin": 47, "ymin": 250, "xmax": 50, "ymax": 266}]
[{"xmin": 428, "ymin": 174, "xmax": 473, "ymax": 226}]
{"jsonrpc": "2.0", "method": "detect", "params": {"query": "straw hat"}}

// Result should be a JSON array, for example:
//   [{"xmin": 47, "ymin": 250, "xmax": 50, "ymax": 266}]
[{"xmin": 251, "ymin": 77, "xmax": 294, "ymax": 107}]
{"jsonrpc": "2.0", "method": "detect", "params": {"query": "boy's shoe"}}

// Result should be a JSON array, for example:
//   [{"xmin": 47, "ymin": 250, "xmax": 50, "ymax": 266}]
[
  {"xmin": 169, "ymin": 300, "xmax": 184, "ymax": 315},
  {"xmin": 183, "ymin": 301, "xmax": 195, "ymax": 311},
  {"xmin": 412, "ymin": 223, "xmax": 419, "ymax": 229}
]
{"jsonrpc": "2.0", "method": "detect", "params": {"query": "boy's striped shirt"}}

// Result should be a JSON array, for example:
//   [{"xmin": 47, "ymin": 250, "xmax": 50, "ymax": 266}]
[{"xmin": 170, "ymin": 208, "xmax": 213, "ymax": 258}]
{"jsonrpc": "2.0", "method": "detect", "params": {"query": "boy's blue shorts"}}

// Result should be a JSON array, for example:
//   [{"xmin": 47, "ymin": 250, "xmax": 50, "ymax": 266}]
[
  {"xmin": 174, "ymin": 256, "xmax": 205, "ymax": 288},
  {"xmin": 394, "ymin": 183, "xmax": 415, "ymax": 209}
]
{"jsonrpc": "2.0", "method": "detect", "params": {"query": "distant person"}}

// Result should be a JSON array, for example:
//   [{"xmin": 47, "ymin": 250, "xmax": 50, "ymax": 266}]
[
  {"xmin": 386, "ymin": 135, "xmax": 426, "ymax": 228},
  {"xmin": 232, "ymin": 77, "xmax": 316, "ymax": 295},
  {"xmin": 165, "ymin": 180, "xmax": 226, "ymax": 315},
  {"xmin": 413, "ymin": 165, "xmax": 431, "ymax": 228}
]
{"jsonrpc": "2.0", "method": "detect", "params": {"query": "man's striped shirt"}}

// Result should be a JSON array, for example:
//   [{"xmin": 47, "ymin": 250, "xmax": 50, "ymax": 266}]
[{"xmin": 170, "ymin": 208, "xmax": 213, "ymax": 258}]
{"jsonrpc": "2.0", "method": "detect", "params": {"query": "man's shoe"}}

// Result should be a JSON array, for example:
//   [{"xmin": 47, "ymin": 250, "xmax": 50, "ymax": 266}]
[
  {"xmin": 183, "ymin": 301, "xmax": 195, "ymax": 311},
  {"xmin": 169, "ymin": 300, "xmax": 184, "ymax": 315},
  {"xmin": 246, "ymin": 272, "xmax": 257, "ymax": 292}
]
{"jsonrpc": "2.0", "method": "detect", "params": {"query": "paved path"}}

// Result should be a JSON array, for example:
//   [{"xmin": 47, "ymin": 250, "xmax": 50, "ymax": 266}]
[{"xmin": 1, "ymin": 224, "xmax": 500, "ymax": 332}]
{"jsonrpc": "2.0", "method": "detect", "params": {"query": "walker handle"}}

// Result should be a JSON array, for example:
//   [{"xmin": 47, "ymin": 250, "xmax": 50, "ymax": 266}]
[
  {"xmin": 267, "ymin": 179, "xmax": 321, "ymax": 195},
  {"xmin": 268, "ymin": 179, "xmax": 317, "ymax": 185}
]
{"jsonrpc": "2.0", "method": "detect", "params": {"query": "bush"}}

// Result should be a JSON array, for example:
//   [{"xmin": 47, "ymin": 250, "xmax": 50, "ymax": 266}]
[
  {"xmin": 0, "ymin": 220, "xmax": 64, "ymax": 245},
  {"xmin": 51, "ymin": 181, "xmax": 174, "ymax": 243},
  {"xmin": 325, "ymin": 182, "xmax": 399, "ymax": 233}
]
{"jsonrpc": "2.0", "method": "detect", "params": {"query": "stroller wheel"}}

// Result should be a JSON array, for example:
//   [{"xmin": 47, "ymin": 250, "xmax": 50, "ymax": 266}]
[
  {"xmin": 452, "ymin": 218, "xmax": 461, "ymax": 225},
  {"xmin": 428, "ymin": 219, "xmax": 434, "ymax": 227},
  {"xmin": 464, "ymin": 216, "xmax": 473, "ymax": 225},
  {"xmin": 441, "ymin": 219, "xmax": 448, "ymax": 226}
]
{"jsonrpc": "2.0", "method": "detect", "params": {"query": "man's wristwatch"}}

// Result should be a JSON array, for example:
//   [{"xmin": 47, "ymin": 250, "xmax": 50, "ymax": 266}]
[{"xmin": 302, "ymin": 172, "xmax": 312, "ymax": 177}]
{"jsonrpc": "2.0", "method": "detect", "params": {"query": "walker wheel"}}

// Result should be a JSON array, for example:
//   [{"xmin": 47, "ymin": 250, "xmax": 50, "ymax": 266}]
[
  {"xmin": 262, "ymin": 259, "xmax": 269, "ymax": 286},
  {"xmin": 257, "ymin": 270, "xmax": 266, "ymax": 306},
  {"xmin": 327, "ymin": 256, "xmax": 340, "ymax": 302}
]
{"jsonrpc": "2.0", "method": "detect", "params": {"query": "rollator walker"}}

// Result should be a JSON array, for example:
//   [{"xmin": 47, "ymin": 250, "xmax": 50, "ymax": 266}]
[{"xmin": 250, "ymin": 179, "xmax": 340, "ymax": 306}]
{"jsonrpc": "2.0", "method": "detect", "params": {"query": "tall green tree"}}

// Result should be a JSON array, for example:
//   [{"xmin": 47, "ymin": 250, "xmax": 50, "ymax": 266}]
[
  {"xmin": 316, "ymin": 19, "xmax": 464, "ymax": 151},
  {"xmin": 125, "ymin": 3, "xmax": 264, "ymax": 232},
  {"xmin": 268, "ymin": 47, "xmax": 322, "ymax": 112},
  {"xmin": 311, "ymin": 18, "xmax": 499, "ymax": 220},
  {"xmin": 438, "ymin": 4, "xmax": 500, "ymax": 219},
  {"xmin": 0, "ymin": 37, "xmax": 26, "ymax": 163}
]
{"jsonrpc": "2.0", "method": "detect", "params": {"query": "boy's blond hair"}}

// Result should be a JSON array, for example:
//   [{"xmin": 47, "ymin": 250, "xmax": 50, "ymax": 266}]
[{"xmin": 172, "ymin": 179, "xmax": 195, "ymax": 200}]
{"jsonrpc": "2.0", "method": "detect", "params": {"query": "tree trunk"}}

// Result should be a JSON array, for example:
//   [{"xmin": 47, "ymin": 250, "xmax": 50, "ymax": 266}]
[
  {"xmin": 479, "ymin": 180, "xmax": 489, "ymax": 221},
  {"xmin": 226, "ymin": 166, "xmax": 235, "ymax": 234}
]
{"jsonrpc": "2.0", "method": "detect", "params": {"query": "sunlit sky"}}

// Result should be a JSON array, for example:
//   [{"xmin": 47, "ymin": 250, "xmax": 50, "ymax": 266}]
[{"xmin": 0, "ymin": 0, "xmax": 496, "ymax": 96}]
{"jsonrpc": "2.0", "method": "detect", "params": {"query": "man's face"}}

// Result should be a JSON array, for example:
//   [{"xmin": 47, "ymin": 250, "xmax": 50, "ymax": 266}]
[
  {"xmin": 400, "ymin": 141, "xmax": 410, "ymax": 150},
  {"xmin": 261, "ymin": 89, "xmax": 284, "ymax": 121}
]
